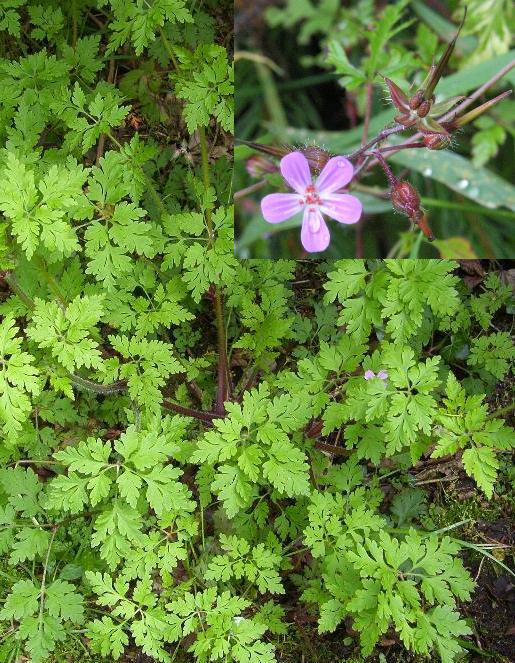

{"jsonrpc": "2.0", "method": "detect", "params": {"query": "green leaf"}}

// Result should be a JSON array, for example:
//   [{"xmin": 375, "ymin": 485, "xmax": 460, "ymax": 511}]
[
  {"xmin": 144, "ymin": 464, "xmax": 190, "ymax": 516},
  {"xmin": 54, "ymin": 437, "xmax": 111, "ymax": 474},
  {"xmin": 27, "ymin": 295, "xmax": 104, "ymax": 373},
  {"xmin": 173, "ymin": 44, "xmax": 233, "ymax": 132},
  {"xmin": 110, "ymin": 335, "xmax": 183, "ymax": 412},
  {"xmin": 45, "ymin": 580, "xmax": 84, "ymax": 623},
  {"xmin": 0, "ymin": 1, "xmax": 24, "ymax": 37},
  {"xmin": 0, "ymin": 153, "xmax": 88, "ymax": 259},
  {"xmin": 61, "ymin": 35, "xmax": 103, "ymax": 84},
  {"xmin": 86, "ymin": 616, "xmax": 129, "ymax": 659},
  {"xmin": 467, "ymin": 331, "xmax": 515, "ymax": 379},
  {"xmin": 0, "ymin": 315, "xmax": 40, "ymax": 442},
  {"xmin": 323, "ymin": 259, "xmax": 368, "ymax": 303},
  {"xmin": 318, "ymin": 598, "xmax": 345, "ymax": 633},
  {"xmin": 211, "ymin": 464, "xmax": 256, "ymax": 519},
  {"xmin": 366, "ymin": 0, "xmax": 412, "ymax": 78},
  {"xmin": 390, "ymin": 489, "xmax": 427, "ymax": 527},
  {"xmin": 10, "ymin": 527, "xmax": 50, "ymax": 564},
  {"xmin": 29, "ymin": 4, "xmax": 64, "ymax": 41},
  {"xmin": 52, "ymin": 83, "xmax": 129, "ymax": 155},
  {"xmin": 462, "ymin": 446, "xmax": 499, "ymax": 498},
  {"xmin": 262, "ymin": 439, "xmax": 310, "ymax": 497},
  {"xmin": 0, "ymin": 579, "xmax": 40, "ymax": 619},
  {"xmin": 117, "ymin": 469, "xmax": 142, "ymax": 509},
  {"xmin": 344, "ymin": 424, "xmax": 386, "ymax": 464},
  {"xmin": 46, "ymin": 472, "xmax": 89, "ymax": 513},
  {"xmin": 325, "ymin": 41, "xmax": 366, "ymax": 90},
  {"xmin": 471, "ymin": 119, "xmax": 506, "ymax": 167},
  {"xmin": 107, "ymin": 0, "xmax": 193, "ymax": 55},
  {"xmin": 91, "ymin": 500, "xmax": 143, "ymax": 568}
]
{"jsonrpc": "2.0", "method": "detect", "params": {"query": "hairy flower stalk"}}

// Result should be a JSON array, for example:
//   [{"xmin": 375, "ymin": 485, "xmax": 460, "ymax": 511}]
[
  {"xmin": 374, "ymin": 151, "xmax": 434, "ymax": 241},
  {"xmin": 238, "ymin": 139, "xmax": 332, "ymax": 173}
]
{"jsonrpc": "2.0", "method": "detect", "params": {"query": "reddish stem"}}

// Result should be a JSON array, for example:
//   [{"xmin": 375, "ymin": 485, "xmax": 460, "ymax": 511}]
[{"xmin": 162, "ymin": 399, "xmax": 219, "ymax": 423}]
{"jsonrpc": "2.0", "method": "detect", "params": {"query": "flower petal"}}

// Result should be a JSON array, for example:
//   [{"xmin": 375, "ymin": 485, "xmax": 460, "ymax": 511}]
[
  {"xmin": 261, "ymin": 193, "xmax": 303, "ymax": 224},
  {"xmin": 280, "ymin": 151, "xmax": 312, "ymax": 193},
  {"xmin": 377, "ymin": 370, "xmax": 389, "ymax": 380},
  {"xmin": 364, "ymin": 370, "xmax": 376, "ymax": 380},
  {"xmin": 320, "ymin": 194, "xmax": 362, "ymax": 224},
  {"xmin": 316, "ymin": 156, "xmax": 354, "ymax": 193},
  {"xmin": 300, "ymin": 207, "xmax": 330, "ymax": 253}
]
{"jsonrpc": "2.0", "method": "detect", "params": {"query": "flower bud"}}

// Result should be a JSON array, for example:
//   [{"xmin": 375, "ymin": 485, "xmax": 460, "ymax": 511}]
[
  {"xmin": 245, "ymin": 155, "xmax": 277, "ymax": 178},
  {"xmin": 416, "ymin": 100, "xmax": 431, "ymax": 117},
  {"xmin": 301, "ymin": 145, "xmax": 331, "ymax": 172},
  {"xmin": 423, "ymin": 133, "xmax": 452, "ymax": 150},
  {"xmin": 391, "ymin": 180, "xmax": 421, "ymax": 220},
  {"xmin": 409, "ymin": 90, "xmax": 425, "ymax": 110}
]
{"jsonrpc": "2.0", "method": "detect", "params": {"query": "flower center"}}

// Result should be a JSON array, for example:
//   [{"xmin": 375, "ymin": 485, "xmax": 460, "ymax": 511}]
[{"xmin": 302, "ymin": 183, "xmax": 321, "ymax": 206}]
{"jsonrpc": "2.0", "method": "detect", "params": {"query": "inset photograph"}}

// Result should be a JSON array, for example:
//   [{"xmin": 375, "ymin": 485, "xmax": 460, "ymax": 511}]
[{"xmin": 235, "ymin": 0, "xmax": 515, "ymax": 258}]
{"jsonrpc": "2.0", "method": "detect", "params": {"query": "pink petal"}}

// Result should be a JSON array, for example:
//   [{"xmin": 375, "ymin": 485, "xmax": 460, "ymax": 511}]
[
  {"xmin": 316, "ymin": 156, "xmax": 354, "ymax": 193},
  {"xmin": 280, "ymin": 151, "xmax": 312, "ymax": 193},
  {"xmin": 300, "ymin": 207, "xmax": 330, "ymax": 253},
  {"xmin": 364, "ymin": 370, "xmax": 376, "ymax": 380},
  {"xmin": 320, "ymin": 193, "xmax": 362, "ymax": 224},
  {"xmin": 261, "ymin": 193, "xmax": 303, "ymax": 224},
  {"xmin": 377, "ymin": 370, "xmax": 389, "ymax": 380}
]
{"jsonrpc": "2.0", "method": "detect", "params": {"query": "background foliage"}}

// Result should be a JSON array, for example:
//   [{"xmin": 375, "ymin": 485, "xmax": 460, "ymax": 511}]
[{"xmin": 1, "ymin": 2, "xmax": 515, "ymax": 663}]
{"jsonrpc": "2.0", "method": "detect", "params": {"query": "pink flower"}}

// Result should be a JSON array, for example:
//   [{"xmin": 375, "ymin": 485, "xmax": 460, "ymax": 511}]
[
  {"xmin": 260, "ymin": 151, "xmax": 362, "ymax": 253},
  {"xmin": 364, "ymin": 370, "xmax": 389, "ymax": 381}
]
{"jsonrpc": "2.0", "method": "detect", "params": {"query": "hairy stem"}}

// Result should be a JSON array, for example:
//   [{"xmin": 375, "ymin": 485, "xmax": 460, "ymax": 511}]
[
  {"xmin": 38, "ymin": 527, "xmax": 57, "ymax": 630},
  {"xmin": 32, "ymin": 255, "xmax": 67, "ymax": 307},
  {"xmin": 347, "ymin": 124, "xmax": 405, "ymax": 161},
  {"xmin": 198, "ymin": 125, "xmax": 230, "ymax": 415},
  {"xmin": 354, "ymin": 82, "xmax": 373, "ymax": 258},
  {"xmin": 159, "ymin": 27, "xmax": 179, "ymax": 71},
  {"xmin": 234, "ymin": 179, "xmax": 268, "ymax": 200},
  {"xmin": 359, "ymin": 82, "xmax": 373, "ymax": 160},
  {"xmin": 71, "ymin": 0, "xmax": 78, "ymax": 48},
  {"xmin": 96, "ymin": 59, "xmax": 116, "ymax": 165},
  {"xmin": 4, "ymin": 271, "xmax": 35, "ymax": 310},
  {"xmin": 314, "ymin": 440, "xmax": 352, "ymax": 457},
  {"xmin": 162, "ymin": 399, "xmax": 219, "ymax": 423},
  {"xmin": 68, "ymin": 374, "xmax": 128, "ymax": 395}
]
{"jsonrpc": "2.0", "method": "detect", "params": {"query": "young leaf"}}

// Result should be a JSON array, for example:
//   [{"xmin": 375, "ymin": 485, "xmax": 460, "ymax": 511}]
[{"xmin": 0, "ymin": 316, "xmax": 40, "ymax": 442}]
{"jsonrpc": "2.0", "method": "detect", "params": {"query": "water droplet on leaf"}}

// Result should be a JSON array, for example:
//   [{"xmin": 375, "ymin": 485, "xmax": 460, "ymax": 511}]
[{"xmin": 457, "ymin": 179, "xmax": 469, "ymax": 189}]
